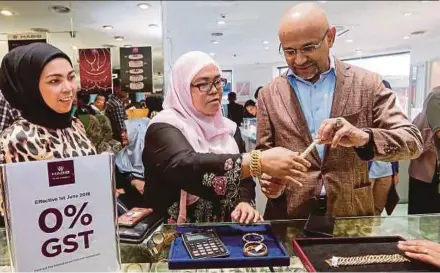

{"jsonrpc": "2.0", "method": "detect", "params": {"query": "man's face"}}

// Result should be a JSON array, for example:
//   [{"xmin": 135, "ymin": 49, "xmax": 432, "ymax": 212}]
[
  {"xmin": 279, "ymin": 26, "xmax": 335, "ymax": 82},
  {"xmin": 94, "ymin": 95, "xmax": 106, "ymax": 110}
]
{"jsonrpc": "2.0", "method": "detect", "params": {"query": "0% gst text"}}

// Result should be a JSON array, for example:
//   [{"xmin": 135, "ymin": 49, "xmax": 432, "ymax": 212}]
[{"xmin": 38, "ymin": 202, "xmax": 93, "ymax": 258}]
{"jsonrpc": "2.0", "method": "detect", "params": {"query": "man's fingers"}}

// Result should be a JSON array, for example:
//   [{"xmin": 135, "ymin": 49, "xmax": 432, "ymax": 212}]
[
  {"xmin": 292, "ymin": 156, "xmax": 312, "ymax": 168},
  {"xmin": 318, "ymin": 120, "xmax": 335, "ymax": 142},
  {"xmin": 331, "ymin": 127, "xmax": 349, "ymax": 148},
  {"xmin": 404, "ymin": 251, "xmax": 440, "ymax": 267},
  {"xmin": 239, "ymin": 209, "xmax": 249, "ymax": 224},
  {"xmin": 245, "ymin": 209, "xmax": 255, "ymax": 224},
  {"xmin": 289, "ymin": 169, "xmax": 307, "ymax": 180},
  {"xmin": 283, "ymin": 176, "xmax": 303, "ymax": 187}
]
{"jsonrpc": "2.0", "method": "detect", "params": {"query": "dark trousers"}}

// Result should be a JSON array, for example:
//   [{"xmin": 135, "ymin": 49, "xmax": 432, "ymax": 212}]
[{"xmin": 408, "ymin": 173, "xmax": 440, "ymax": 214}]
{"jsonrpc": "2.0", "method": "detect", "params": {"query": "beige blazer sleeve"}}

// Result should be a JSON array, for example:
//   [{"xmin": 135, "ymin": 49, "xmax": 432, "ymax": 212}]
[
  {"xmin": 256, "ymin": 87, "xmax": 274, "ymax": 151},
  {"xmin": 371, "ymin": 74, "xmax": 423, "ymax": 161}
]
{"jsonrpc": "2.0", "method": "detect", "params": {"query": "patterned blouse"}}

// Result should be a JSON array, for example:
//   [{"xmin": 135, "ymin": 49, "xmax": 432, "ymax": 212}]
[{"xmin": 143, "ymin": 122, "xmax": 255, "ymax": 224}]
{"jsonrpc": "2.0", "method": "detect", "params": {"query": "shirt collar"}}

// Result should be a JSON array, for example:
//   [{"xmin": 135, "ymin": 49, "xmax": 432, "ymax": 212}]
[{"xmin": 287, "ymin": 54, "xmax": 336, "ymax": 83}]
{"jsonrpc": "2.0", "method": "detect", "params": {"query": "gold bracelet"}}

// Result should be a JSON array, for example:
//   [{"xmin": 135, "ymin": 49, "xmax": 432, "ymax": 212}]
[
  {"xmin": 249, "ymin": 150, "xmax": 262, "ymax": 178},
  {"xmin": 325, "ymin": 254, "xmax": 410, "ymax": 268}
]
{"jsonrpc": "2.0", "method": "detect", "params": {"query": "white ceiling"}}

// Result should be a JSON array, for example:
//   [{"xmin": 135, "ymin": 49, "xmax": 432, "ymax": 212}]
[
  {"xmin": 164, "ymin": 1, "xmax": 440, "ymax": 66},
  {"xmin": 0, "ymin": 1, "xmax": 164, "ymax": 89}
]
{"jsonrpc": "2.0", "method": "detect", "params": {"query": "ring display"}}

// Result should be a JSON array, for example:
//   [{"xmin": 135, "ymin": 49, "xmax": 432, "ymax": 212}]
[
  {"xmin": 243, "ymin": 242, "xmax": 268, "ymax": 257},
  {"xmin": 242, "ymin": 233, "xmax": 264, "ymax": 243}
]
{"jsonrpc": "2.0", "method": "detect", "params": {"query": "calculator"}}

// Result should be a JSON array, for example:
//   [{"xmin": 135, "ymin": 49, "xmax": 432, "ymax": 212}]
[{"xmin": 182, "ymin": 229, "xmax": 230, "ymax": 259}]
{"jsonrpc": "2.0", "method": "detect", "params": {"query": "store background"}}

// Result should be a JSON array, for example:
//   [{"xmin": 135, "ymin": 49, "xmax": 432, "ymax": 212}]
[{"xmin": 1, "ymin": 0, "xmax": 440, "ymax": 214}]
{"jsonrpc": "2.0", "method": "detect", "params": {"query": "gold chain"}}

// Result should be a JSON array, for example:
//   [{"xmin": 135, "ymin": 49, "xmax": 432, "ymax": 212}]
[
  {"xmin": 250, "ymin": 150, "xmax": 262, "ymax": 178},
  {"xmin": 325, "ymin": 254, "xmax": 410, "ymax": 267}
]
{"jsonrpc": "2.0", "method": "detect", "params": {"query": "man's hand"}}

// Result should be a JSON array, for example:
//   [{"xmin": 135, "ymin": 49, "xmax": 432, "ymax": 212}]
[
  {"xmin": 317, "ymin": 117, "xmax": 370, "ymax": 148},
  {"xmin": 398, "ymin": 240, "xmax": 440, "ymax": 268},
  {"xmin": 260, "ymin": 173, "xmax": 287, "ymax": 199}
]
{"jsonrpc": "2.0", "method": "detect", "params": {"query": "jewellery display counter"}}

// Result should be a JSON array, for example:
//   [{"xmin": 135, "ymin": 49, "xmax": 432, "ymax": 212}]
[{"xmin": 0, "ymin": 214, "xmax": 439, "ymax": 272}]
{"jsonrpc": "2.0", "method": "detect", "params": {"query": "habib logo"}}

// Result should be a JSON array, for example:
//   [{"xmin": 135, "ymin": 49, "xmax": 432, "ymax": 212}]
[{"xmin": 47, "ymin": 160, "xmax": 75, "ymax": 187}]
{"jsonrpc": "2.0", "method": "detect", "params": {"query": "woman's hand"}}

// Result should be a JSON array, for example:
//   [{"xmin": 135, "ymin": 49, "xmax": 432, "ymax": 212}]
[
  {"xmin": 260, "ymin": 173, "xmax": 286, "ymax": 199},
  {"xmin": 131, "ymin": 179, "xmax": 145, "ymax": 195},
  {"xmin": 260, "ymin": 147, "xmax": 311, "ymax": 186},
  {"xmin": 398, "ymin": 240, "xmax": 440, "ymax": 268},
  {"xmin": 231, "ymin": 202, "xmax": 264, "ymax": 224}
]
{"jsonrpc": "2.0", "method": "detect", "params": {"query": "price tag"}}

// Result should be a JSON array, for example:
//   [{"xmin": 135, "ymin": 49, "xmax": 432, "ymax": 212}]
[{"xmin": 1, "ymin": 154, "xmax": 120, "ymax": 272}]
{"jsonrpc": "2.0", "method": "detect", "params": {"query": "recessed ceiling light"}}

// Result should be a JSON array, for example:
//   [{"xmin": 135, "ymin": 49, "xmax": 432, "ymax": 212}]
[
  {"xmin": 263, "ymin": 40, "xmax": 269, "ymax": 44},
  {"xmin": 137, "ymin": 3, "xmax": 150, "ymax": 10},
  {"xmin": 102, "ymin": 44, "xmax": 115, "ymax": 48},
  {"xmin": 148, "ymin": 24, "xmax": 158, "ymax": 28},
  {"xmin": 0, "ymin": 9, "xmax": 14, "ymax": 16},
  {"xmin": 209, "ymin": 53, "xmax": 215, "ymax": 56},
  {"xmin": 404, "ymin": 12, "xmax": 413, "ymax": 16},
  {"xmin": 30, "ymin": 27, "xmax": 50, "ymax": 33},
  {"xmin": 403, "ymin": 36, "xmax": 410, "ymax": 40},
  {"xmin": 212, "ymin": 40, "xmax": 219, "ymax": 44},
  {"xmin": 345, "ymin": 39, "xmax": 353, "ymax": 43},
  {"xmin": 114, "ymin": 36, "xmax": 124, "ymax": 41},
  {"xmin": 264, "ymin": 46, "xmax": 270, "ymax": 50},
  {"xmin": 319, "ymin": 1, "xmax": 327, "ymax": 3},
  {"xmin": 217, "ymin": 20, "xmax": 226, "ymax": 25},
  {"xmin": 420, "ymin": 1, "xmax": 429, "ymax": 3},
  {"xmin": 103, "ymin": 25, "xmax": 113, "ymax": 30},
  {"xmin": 353, "ymin": 49, "xmax": 362, "ymax": 54},
  {"xmin": 124, "ymin": 44, "xmax": 132, "ymax": 47},
  {"xmin": 49, "ymin": 5, "xmax": 71, "ymax": 14},
  {"xmin": 72, "ymin": 45, "xmax": 78, "ymax": 50}
]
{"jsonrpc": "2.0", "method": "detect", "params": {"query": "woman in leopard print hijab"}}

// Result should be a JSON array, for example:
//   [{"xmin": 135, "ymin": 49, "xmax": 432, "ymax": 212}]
[{"xmin": 0, "ymin": 43, "xmax": 96, "ymax": 164}]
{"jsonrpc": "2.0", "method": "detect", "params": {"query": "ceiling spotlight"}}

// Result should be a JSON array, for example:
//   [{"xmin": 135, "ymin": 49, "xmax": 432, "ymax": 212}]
[
  {"xmin": 217, "ymin": 20, "xmax": 226, "ymax": 25},
  {"xmin": 345, "ymin": 39, "xmax": 353, "ymax": 43},
  {"xmin": 420, "ymin": 1, "xmax": 429, "ymax": 3},
  {"xmin": 403, "ymin": 36, "xmax": 410, "ymax": 40},
  {"xmin": 265, "ymin": 46, "xmax": 270, "ymax": 50},
  {"xmin": 137, "ymin": 3, "xmax": 150, "ymax": 10},
  {"xmin": 0, "ymin": 9, "xmax": 14, "ymax": 16},
  {"xmin": 103, "ymin": 25, "xmax": 113, "ymax": 30},
  {"xmin": 212, "ymin": 40, "xmax": 219, "ymax": 44},
  {"xmin": 148, "ymin": 24, "xmax": 158, "ymax": 28},
  {"xmin": 209, "ymin": 53, "xmax": 215, "ymax": 56},
  {"xmin": 72, "ymin": 45, "xmax": 78, "ymax": 50},
  {"xmin": 124, "ymin": 44, "xmax": 132, "ymax": 47},
  {"xmin": 114, "ymin": 36, "xmax": 124, "ymax": 41},
  {"xmin": 404, "ymin": 12, "xmax": 413, "ymax": 16},
  {"xmin": 319, "ymin": 1, "xmax": 328, "ymax": 3},
  {"xmin": 49, "ymin": 5, "xmax": 71, "ymax": 14},
  {"xmin": 263, "ymin": 40, "xmax": 269, "ymax": 44}
]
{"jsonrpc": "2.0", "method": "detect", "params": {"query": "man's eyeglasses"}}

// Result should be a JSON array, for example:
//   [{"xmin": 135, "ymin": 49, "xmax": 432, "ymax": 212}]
[
  {"xmin": 279, "ymin": 28, "xmax": 329, "ymax": 57},
  {"xmin": 191, "ymin": 78, "xmax": 227, "ymax": 92}
]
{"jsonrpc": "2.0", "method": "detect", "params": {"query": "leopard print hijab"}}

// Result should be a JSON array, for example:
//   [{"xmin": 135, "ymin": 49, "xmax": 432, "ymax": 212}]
[{"xmin": 0, "ymin": 43, "xmax": 73, "ymax": 129}]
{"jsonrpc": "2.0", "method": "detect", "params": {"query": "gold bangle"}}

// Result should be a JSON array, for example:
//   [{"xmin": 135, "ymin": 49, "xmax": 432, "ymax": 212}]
[
  {"xmin": 325, "ymin": 254, "xmax": 410, "ymax": 267},
  {"xmin": 243, "ymin": 242, "xmax": 268, "ymax": 257},
  {"xmin": 250, "ymin": 150, "xmax": 262, "ymax": 178}
]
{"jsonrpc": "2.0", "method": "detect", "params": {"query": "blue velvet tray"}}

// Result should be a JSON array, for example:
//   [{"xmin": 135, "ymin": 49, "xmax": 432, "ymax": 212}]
[{"xmin": 168, "ymin": 224, "xmax": 290, "ymax": 270}]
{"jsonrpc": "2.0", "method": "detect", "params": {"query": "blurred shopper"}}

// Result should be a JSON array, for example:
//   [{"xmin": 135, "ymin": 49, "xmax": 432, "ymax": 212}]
[
  {"xmin": 76, "ymin": 91, "xmax": 122, "ymax": 154},
  {"xmin": 227, "ymin": 91, "xmax": 244, "ymax": 127},
  {"xmin": 0, "ymin": 43, "xmax": 96, "ymax": 214},
  {"xmin": 368, "ymin": 80, "xmax": 400, "ymax": 216},
  {"xmin": 91, "ymin": 92, "xmax": 107, "ymax": 114},
  {"xmin": 0, "ymin": 91, "xmax": 20, "ymax": 132},
  {"xmin": 243, "ymin": 99, "xmax": 257, "ymax": 118},
  {"xmin": 257, "ymin": 3, "xmax": 422, "ymax": 219},
  {"xmin": 116, "ymin": 118, "xmax": 150, "ymax": 208},
  {"xmin": 408, "ymin": 87, "xmax": 440, "ymax": 214},
  {"xmin": 143, "ymin": 51, "xmax": 310, "ymax": 224},
  {"xmin": 145, "ymin": 94, "xmax": 164, "ymax": 119},
  {"xmin": 106, "ymin": 78, "xmax": 128, "ymax": 146}
]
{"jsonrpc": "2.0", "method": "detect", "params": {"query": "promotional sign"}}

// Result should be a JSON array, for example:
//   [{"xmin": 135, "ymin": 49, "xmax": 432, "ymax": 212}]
[
  {"xmin": 120, "ymin": 46, "xmax": 153, "ymax": 93},
  {"xmin": 79, "ymin": 48, "xmax": 113, "ymax": 94},
  {"xmin": 1, "ymin": 154, "xmax": 120, "ymax": 272},
  {"xmin": 7, "ymin": 33, "xmax": 47, "ymax": 51}
]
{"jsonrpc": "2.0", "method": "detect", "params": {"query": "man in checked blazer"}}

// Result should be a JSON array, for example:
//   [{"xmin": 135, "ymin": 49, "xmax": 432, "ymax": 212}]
[{"xmin": 257, "ymin": 3, "xmax": 423, "ymax": 219}]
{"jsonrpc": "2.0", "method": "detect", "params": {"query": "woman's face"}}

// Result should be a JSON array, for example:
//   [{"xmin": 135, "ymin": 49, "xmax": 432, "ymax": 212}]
[
  {"xmin": 190, "ymin": 64, "xmax": 223, "ymax": 116},
  {"xmin": 39, "ymin": 58, "xmax": 77, "ymax": 114}
]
